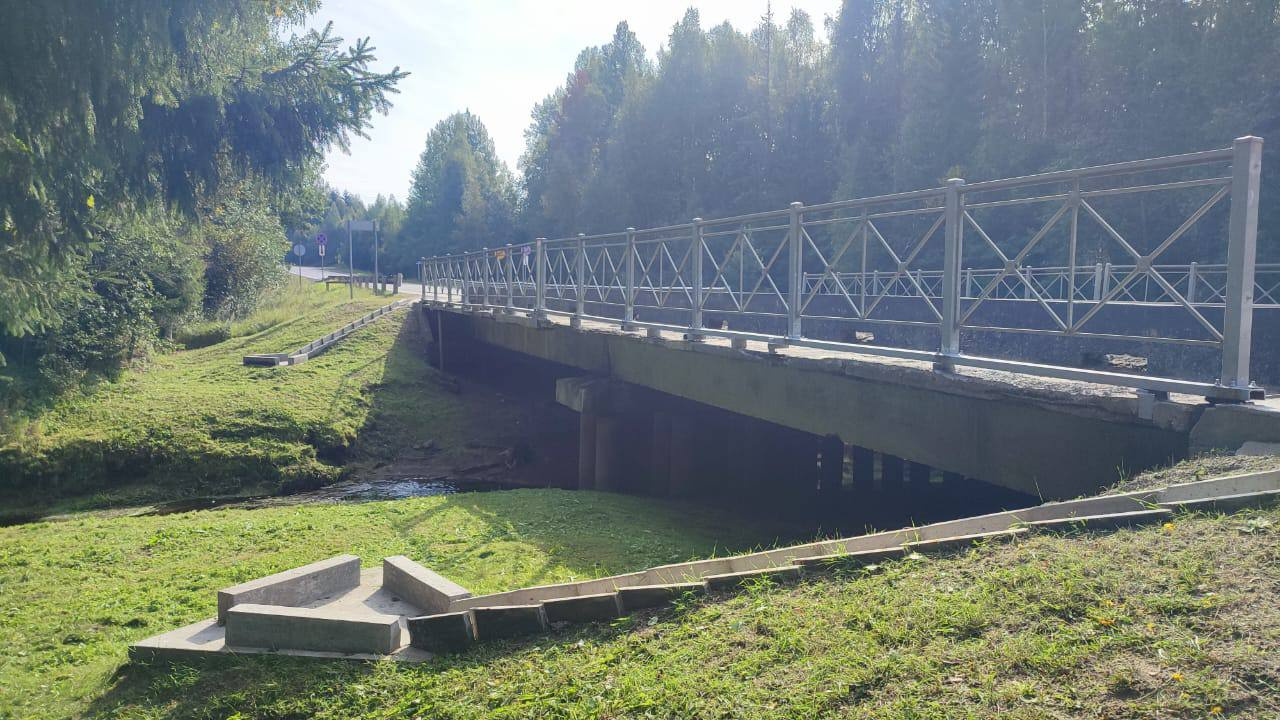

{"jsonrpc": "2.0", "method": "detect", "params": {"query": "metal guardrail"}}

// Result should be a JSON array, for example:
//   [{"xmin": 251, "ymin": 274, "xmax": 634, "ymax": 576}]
[{"xmin": 418, "ymin": 138, "xmax": 1265, "ymax": 401}]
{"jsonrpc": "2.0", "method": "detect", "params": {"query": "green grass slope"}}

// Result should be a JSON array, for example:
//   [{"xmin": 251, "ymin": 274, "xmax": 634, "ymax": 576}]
[
  {"xmin": 89, "ymin": 502, "xmax": 1280, "ymax": 720},
  {"xmin": 0, "ymin": 284, "xmax": 456, "ymax": 516},
  {"xmin": 0, "ymin": 490, "xmax": 787, "ymax": 720}
]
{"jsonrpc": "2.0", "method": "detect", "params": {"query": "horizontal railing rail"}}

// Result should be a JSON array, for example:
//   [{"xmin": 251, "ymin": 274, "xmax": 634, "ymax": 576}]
[{"xmin": 418, "ymin": 138, "xmax": 1265, "ymax": 402}]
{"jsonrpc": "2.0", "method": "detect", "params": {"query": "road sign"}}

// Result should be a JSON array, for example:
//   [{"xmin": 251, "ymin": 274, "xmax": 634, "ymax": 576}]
[
  {"xmin": 292, "ymin": 243, "xmax": 306, "ymax": 257},
  {"xmin": 316, "ymin": 233, "xmax": 327, "ymax": 246},
  {"xmin": 318, "ymin": 245, "xmax": 325, "ymax": 257}
]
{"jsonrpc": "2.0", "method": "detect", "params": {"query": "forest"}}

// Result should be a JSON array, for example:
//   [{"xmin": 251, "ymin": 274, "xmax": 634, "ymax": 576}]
[
  {"xmin": 4, "ymin": 0, "xmax": 1279, "ymax": 410},
  {"xmin": 378, "ymin": 0, "xmax": 1279, "ymax": 272}
]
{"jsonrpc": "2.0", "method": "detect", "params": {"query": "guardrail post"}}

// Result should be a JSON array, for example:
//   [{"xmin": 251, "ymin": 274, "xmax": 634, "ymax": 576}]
[
  {"xmin": 533, "ymin": 237, "xmax": 547, "ymax": 321},
  {"xmin": 689, "ymin": 218, "xmax": 705, "ymax": 342},
  {"xmin": 937, "ymin": 178, "xmax": 965, "ymax": 369},
  {"xmin": 572, "ymin": 233, "xmax": 586, "ymax": 328},
  {"xmin": 1093, "ymin": 263, "xmax": 1103, "ymax": 301},
  {"xmin": 1024, "ymin": 265, "xmax": 1034, "ymax": 300},
  {"xmin": 787, "ymin": 202, "xmax": 804, "ymax": 341},
  {"xmin": 1218, "ymin": 135, "xmax": 1263, "ymax": 397},
  {"xmin": 623, "ymin": 227, "xmax": 637, "ymax": 330},
  {"xmin": 504, "ymin": 244, "xmax": 514, "ymax": 313},
  {"xmin": 1187, "ymin": 261, "xmax": 1198, "ymax": 304}
]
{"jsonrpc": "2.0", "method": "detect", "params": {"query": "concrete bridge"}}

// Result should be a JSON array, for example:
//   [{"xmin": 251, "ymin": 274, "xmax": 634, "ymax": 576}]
[
  {"xmin": 416, "ymin": 139, "xmax": 1280, "ymax": 505},
  {"xmin": 423, "ymin": 304, "xmax": 1280, "ymax": 504}
]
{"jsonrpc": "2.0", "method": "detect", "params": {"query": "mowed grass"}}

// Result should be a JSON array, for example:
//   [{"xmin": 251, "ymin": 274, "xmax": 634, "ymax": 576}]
[
  {"xmin": 0, "ymin": 283, "xmax": 459, "ymax": 517},
  {"xmin": 89, "ymin": 504, "xmax": 1280, "ymax": 720},
  {"xmin": 0, "ymin": 490, "xmax": 787, "ymax": 719}
]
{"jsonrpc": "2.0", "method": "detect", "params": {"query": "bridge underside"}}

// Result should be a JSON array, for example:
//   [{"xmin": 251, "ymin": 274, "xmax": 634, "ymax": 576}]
[{"xmin": 427, "ymin": 305, "xmax": 1280, "ymax": 500}]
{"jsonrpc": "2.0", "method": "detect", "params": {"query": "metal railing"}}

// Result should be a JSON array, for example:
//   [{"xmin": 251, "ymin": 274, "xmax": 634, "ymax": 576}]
[
  {"xmin": 804, "ymin": 262, "xmax": 1280, "ymax": 307},
  {"xmin": 419, "ymin": 137, "xmax": 1265, "ymax": 401}
]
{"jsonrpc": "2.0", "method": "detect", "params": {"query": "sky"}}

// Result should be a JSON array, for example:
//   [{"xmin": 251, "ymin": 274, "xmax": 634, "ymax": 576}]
[{"xmin": 306, "ymin": 0, "xmax": 841, "ymax": 202}]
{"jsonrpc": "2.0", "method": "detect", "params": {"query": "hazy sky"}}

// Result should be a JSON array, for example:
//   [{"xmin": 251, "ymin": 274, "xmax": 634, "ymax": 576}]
[{"xmin": 307, "ymin": 0, "xmax": 840, "ymax": 202}]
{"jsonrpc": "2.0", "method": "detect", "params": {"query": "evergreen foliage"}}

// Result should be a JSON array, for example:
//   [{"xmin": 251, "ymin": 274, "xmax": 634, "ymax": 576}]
[{"xmin": 0, "ymin": 0, "xmax": 404, "ymax": 395}]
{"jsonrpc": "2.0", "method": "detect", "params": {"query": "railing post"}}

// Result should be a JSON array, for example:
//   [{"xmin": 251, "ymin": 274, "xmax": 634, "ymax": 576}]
[
  {"xmin": 1187, "ymin": 261, "xmax": 1199, "ymax": 304},
  {"xmin": 787, "ymin": 202, "xmax": 804, "ymax": 341},
  {"xmin": 572, "ymin": 233, "xmax": 586, "ymax": 328},
  {"xmin": 461, "ymin": 253, "xmax": 472, "ymax": 307},
  {"xmin": 937, "ymin": 178, "xmax": 965, "ymax": 368},
  {"xmin": 533, "ymin": 237, "xmax": 547, "ymax": 321},
  {"xmin": 1093, "ymin": 263, "xmax": 1103, "ymax": 301},
  {"xmin": 1218, "ymin": 135, "xmax": 1263, "ymax": 397},
  {"xmin": 481, "ymin": 248, "xmax": 491, "ymax": 308},
  {"xmin": 623, "ymin": 227, "xmax": 637, "ymax": 330},
  {"xmin": 1024, "ymin": 265, "xmax": 1034, "ymax": 300},
  {"xmin": 504, "ymin": 243, "xmax": 514, "ymax": 313},
  {"xmin": 689, "ymin": 218, "xmax": 705, "ymax": 341}
]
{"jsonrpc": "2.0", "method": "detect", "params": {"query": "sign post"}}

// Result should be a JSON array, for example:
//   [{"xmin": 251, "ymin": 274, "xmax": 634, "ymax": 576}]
[
  {"xmin": 292, "ymin": 243, "xmax": 306, "ymax": 288},
  {"xmin": 316, "ymin": 233, "xmax": 327, "ymax": 282},
  {"xmin": 346, "ymin": 219, "xmax": 377, "ymax": 298}
]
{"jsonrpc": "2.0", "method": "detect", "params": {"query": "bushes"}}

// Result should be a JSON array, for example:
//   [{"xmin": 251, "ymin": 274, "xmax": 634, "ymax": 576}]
[{"xmin": 175, "ymin": 322, "xmax": 232, "ymax": 350}]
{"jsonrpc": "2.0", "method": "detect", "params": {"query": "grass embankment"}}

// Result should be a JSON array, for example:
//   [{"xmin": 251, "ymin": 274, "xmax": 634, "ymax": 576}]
[
  {"xmin": 0, "ymin": 460, "xmax": 1273, "ymax": 719},
  {"xmin": 0, "ymin": 283, "xmax": 453, "ymax": 518},
  {"xmin": 0, "ymin": 490, "xmax": 784, "ymax": 719}
]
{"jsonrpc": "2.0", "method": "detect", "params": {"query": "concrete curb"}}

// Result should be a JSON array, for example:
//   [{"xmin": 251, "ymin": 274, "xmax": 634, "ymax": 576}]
[{"xmin": 243, "ymin": 299, "xmax": 411, "ymax": 367}]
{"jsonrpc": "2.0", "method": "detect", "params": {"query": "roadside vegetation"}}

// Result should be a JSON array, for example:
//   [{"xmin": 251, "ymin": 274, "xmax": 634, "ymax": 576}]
[
  {"xmin": 0, "ymin": 458, "xmax": 1274, "ymax": 719},
  {"xmin": 0, "ymin": 283, "xmax": 457, "ymax": 520}
]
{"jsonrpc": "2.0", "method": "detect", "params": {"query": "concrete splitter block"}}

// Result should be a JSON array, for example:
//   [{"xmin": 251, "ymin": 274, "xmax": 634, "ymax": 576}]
[
  {"xmin": 542, "ymin": 592, "xmax": 622, "ymax": 623},
  {"xmin": 471, "ymin": 605, "xmax": 548, "ymax": 640},
  {"xmin": 225, "ymin": 603, "xmax": 401, "ymax": 655},
  {"xmin": 617, "ymin": 582, "xmax": 706, "ymax": 611},
  {"xmin": 407, "ymin": 611, "xmax": 475, "ymax": 654},
  {"xmin": 217, "ymin": 554, "xmax": 360, "ymax": 624},
  {"xmin": 382, "ymin": 556, "xmax": 471, "ymax": 613}
]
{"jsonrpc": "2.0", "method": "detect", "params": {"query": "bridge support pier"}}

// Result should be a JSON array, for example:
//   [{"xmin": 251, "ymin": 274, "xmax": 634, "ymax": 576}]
[{"xmin": 577, "ymin": 409, "xmax": 598, "ymax": 491}]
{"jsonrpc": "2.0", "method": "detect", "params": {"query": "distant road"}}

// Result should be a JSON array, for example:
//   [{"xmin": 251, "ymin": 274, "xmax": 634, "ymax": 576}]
[{"xmin": 290, "ymin": 265, "xmax": 423, "ymax": 298}]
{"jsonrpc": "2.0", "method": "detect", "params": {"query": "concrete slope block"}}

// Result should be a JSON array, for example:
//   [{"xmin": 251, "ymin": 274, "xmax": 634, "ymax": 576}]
[
  {"xmin": 407, "ymin": 611, "xmax": 475, "ymax": 654},
  {"xmin": 217, "ymin": 555, "xmax": 360, "ymax": 624},
  {"xmin": 471, "ymin": 605, "xmax": 548, "ymax": 640},
  {"xmin": 542, "ymin": 593, "xmax": 622, "ymax": 623},
  {"xmin": 704, "ymin": 566, "xmax": 801, "ymax": 591},
  {"xmin": 382, "ymin": 556, "xmax": 472, "ymax": 613},
  {"xmin": 905, "ymin": 528, "xmax": 1027, "ymax": 554},
  {"xmin": 795, "ymin": 547, "xmax": 907, "ymax": 572},
  {"xmin": 1160, "ymin": 489, "xmax": 1280, "ymax": 514},
  {"xmin": 617, "ymin": 582, "xmax": 706, "ymax": 611},
  {"xmin": 225, "ymin": 604, "xmax": 401, "ymax": 655},
  {"xmin": 1022, "ymin": 509, "xmax": 1171, "ymax": 533}
]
